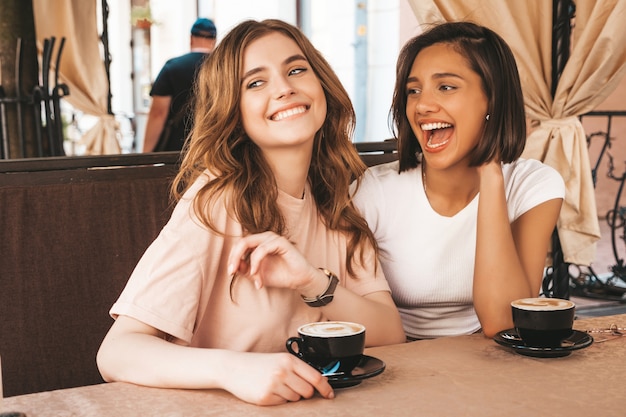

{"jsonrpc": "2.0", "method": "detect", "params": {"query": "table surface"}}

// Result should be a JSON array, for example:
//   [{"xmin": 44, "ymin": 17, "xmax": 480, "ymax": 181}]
[{"xmin": 2, "ymin": 314, "xmax": 625, "ymax": 417}]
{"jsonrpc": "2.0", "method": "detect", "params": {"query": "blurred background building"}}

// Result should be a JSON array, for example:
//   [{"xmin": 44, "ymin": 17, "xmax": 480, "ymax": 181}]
[{"xmin": 97, "ymin": 0, "xmax": 421, "ymax": 153}]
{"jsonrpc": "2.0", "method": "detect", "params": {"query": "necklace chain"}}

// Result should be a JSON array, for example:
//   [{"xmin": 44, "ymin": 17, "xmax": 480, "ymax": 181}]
[{"xmin": 421, "ymin": 163, "xmax": 427, "ymax": 196}]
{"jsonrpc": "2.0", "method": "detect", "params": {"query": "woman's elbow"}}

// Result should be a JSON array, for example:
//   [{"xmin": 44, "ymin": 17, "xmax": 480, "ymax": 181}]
[
  {"xmin": 96, "ymin": 347, "xmax": 113, "ymax": 382},
  {"xmin": 378, "ymin": 323, "xmax": 407, "ymax": 345},
  {"xmin": 390, "ymin": 330, "xmax": 407, "ymax": 345},
  {"xmin": 96, "ymin": 339, "xmax": 123, "ymax": 383},
  {"xmin": 480, "ymin": 321, "xmax": 509, "ymax": 339}
]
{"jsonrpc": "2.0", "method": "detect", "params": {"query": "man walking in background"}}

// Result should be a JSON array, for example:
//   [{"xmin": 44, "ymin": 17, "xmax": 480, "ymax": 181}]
[{"xmin": 142, "ymin": 18, "xmax": 217, "ymax": 152}]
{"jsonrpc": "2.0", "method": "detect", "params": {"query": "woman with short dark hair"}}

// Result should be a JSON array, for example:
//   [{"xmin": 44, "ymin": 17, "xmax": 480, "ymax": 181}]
[{"xmin": 353, "ymin": 21, "xmax": 565, "ymax": 340}]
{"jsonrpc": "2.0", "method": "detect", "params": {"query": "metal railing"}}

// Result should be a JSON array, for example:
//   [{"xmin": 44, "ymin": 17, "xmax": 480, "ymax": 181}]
[
  {"xmin": 0, "ymin": 37, "xmax": 68, "ymax": 159},
  {"xmin": 558, "ymin": 111, "xmax": 626, "ymax": 301}
]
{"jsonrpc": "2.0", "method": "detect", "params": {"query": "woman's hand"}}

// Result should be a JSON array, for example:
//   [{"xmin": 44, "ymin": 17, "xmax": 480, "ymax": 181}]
[
  {"xmin": 98, "ymin": 315, "xmax": 334, "ymax": 406},
  {"xmin": 228, "ymin": 231, "xmax": 406, "ymax": 346},
  {"xmin": 227, "ymin": 231, "xmax": 321, "ymax": 293},
  {"xmin": 476, "ymin": 159, "xmax": 503, "ymax": 184},
  {"xmin": 222, "ymin": 352, "xmax": 334, "ymax": 406}
]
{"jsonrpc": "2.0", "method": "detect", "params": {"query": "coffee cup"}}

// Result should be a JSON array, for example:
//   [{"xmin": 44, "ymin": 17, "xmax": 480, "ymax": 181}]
[
  {"xmin": 511, "ymin": 297, "xmax": 575, "ymax": 347},
  {"xmin": 286, "ymin": 321, "xmax": 365, "ymax": 375}
]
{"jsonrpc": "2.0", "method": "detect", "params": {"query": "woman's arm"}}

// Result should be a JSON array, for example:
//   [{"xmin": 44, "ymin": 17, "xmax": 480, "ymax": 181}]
[
  {"xmin": 301, "ymin": 271, "xmax": 406, "ymax": 346},
  {"xmin": 228, "ymin": 232, "xmax": 406, "ymax": 346},
  {"xmin": 473, "ymin": 161, "xmax": 562, "ymax": 337},
  {"xmin": 96, "ymin": 315, "xmax": 334, "ymax": 405}
]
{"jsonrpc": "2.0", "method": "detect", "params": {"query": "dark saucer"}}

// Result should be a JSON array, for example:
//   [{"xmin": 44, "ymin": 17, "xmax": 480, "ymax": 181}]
[
  {"xmin": 324, "ymin": 355, "xmax": 385, "ymax": 388},
  {"xmin": 494, "ymin": 329, "xmax": 593, "ymax": 358}
]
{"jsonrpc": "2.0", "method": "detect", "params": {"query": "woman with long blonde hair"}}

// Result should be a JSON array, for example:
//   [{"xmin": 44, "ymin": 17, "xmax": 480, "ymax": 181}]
[{"xmin": 97, "ymin": 19, "xmax": 404, "ymax": 406}]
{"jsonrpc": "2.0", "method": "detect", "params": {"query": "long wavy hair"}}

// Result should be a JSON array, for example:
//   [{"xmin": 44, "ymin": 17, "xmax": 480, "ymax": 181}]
[
  {"xmin": 391, "ymin": 21, "xmax": 526, "ymax": 172},
  {"xmin": 172, "ymin": 19, "xmax": 376, "ymax": 276}
]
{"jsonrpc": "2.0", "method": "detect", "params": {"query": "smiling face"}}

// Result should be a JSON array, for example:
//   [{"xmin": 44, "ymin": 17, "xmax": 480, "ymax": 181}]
[
  {"xmin": 239, "ymin": 32, "xmax": 327, "ymax": 153},
  {"xmin": 405, "ymin": 42, "xmax": 488, "ymax": 170}
]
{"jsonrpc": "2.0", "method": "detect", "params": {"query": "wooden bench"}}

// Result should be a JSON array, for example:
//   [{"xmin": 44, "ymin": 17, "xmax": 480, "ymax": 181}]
[
  {"xmin": 0, "ymin": 141, "xmax": 397, "ymax": 397},
  {"xmin": 354, "ymin": 139, "xmax": 398, "ymax": 167}
]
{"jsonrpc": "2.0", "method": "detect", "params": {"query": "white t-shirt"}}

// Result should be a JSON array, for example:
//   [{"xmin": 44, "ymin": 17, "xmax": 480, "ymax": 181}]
[
  {"xmin": 352, "ymin": 158, "xmax": 565, "ymax": 339},
  {"xmin": 111, "ymin": 171, "xmax": 390, "ymax": 352}
]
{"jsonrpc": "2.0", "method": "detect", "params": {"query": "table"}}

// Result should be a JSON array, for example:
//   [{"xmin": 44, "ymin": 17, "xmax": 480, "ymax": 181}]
[{"xmin": 2, "ymin": 314, "xmax": 624, "ymax": 417}]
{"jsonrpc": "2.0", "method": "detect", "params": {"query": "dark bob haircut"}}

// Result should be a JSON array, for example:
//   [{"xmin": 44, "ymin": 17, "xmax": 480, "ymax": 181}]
[{"xmin": 391, "ymin": 21, "xmax": 526, "ymax": 172}]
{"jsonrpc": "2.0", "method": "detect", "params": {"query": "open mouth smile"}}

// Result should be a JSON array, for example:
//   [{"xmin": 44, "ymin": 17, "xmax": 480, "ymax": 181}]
[{"xmin": 421, "ymin": 122, "xmax": 453, "ymax": 149}]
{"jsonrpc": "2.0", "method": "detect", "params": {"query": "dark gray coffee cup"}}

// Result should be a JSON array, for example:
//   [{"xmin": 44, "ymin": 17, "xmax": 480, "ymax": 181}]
[
  {"xmin": 511, "ymin": 297, "xmax": 575, "ymax": 347},
  {"xmin": 286, "ymin": 321, "xmax": 365, "ymax": 375}
]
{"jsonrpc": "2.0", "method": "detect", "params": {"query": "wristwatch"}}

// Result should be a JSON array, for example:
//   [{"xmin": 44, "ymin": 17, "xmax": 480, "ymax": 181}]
[{"xmin": 301, "ymin": 268, "xmax": 339, "ymax": 307}]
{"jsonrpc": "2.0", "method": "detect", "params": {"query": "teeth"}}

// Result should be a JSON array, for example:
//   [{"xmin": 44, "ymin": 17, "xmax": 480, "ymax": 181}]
[
  {"xmin": 421, "ymin": 122, "xmax": 452, "ymax": 131},
  {"xmin": 426, "ymin": 139, "xmax": 449, "ymax": 149},
  {"xmin": 272, "ymin": 106, "xmax": 307, "ymax": 121}
]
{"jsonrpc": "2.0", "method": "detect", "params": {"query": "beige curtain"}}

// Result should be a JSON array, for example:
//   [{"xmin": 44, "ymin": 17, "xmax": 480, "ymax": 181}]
[
  {"xmin": 33, "ymin": 0, "xmax": 120, "ymax": 154},
  {"xmin": 408, "ymin": 0, "xmax": 626, "ymax": 266}
]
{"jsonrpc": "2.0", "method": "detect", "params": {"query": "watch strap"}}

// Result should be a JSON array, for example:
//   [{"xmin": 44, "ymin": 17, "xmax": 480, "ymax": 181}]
[{"xmin": 301, "ymin": 269, "xmax": 339, "ymax": 307}]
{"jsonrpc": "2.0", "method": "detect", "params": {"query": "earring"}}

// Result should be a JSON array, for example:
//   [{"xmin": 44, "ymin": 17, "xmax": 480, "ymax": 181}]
[{"xmin": 485, "ymin": 114, "xmax": 490, "ymax": 121}]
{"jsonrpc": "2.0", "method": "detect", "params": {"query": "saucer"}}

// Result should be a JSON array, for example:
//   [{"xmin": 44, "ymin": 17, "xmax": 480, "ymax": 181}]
[
  {"xmin": 325, "ymin": 355, "xmax": 385, "ymax": 388},
  {"xmin": 494, "ymin": 329, "xmax": 593, "ymax": 358}
]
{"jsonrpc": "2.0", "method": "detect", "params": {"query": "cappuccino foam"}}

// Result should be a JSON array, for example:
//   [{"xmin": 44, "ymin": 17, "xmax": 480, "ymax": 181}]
[
  {"xmin": 511, "ymin": 297, "xmax": 574, "ymax": 311},
  {"xmin": 299, "ymin": 321, "xmax": 365, "ymax": 337}
]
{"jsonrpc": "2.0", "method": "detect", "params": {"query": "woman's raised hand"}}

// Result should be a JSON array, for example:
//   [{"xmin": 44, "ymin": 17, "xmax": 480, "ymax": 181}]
[{"xmin": 227, "ymin": 231, "xmax": 320, "ymax": 292}]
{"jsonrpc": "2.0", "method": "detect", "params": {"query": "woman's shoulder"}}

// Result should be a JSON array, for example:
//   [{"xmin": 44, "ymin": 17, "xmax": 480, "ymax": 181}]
[
  {"xmin": 351, "ymin": 161, "xmax": 419, "ymax": 211},
  {"xmin": 504, "ymin": 158, "xmax": 562, "ymax": 181},
  {"xmin": 353, "ymin": 160, "xmax": 419, "ymax": 197},
  {"xmin": 178, "ymin": 169, "xmax": 225, "ymax": 203},
  {"xmin": 367, "ymin": 159, "xmax": 401, "ymax": 174},
  {"xmin": 169, "ymin": 170, "xmax": 233, "ymax": 229},
  {"xmin": 363, "ymin": 160, "xmax": 419, "ymax": 183},
  {"xmin": 503, "ymin": 158, "xmax": 565, "ymax": 197}
]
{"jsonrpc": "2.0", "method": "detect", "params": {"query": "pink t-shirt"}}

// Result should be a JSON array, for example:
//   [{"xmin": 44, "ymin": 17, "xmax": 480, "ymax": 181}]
[{"xmin": 110, "ymin": 171, "xmax": 389, "ymax": 353}]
